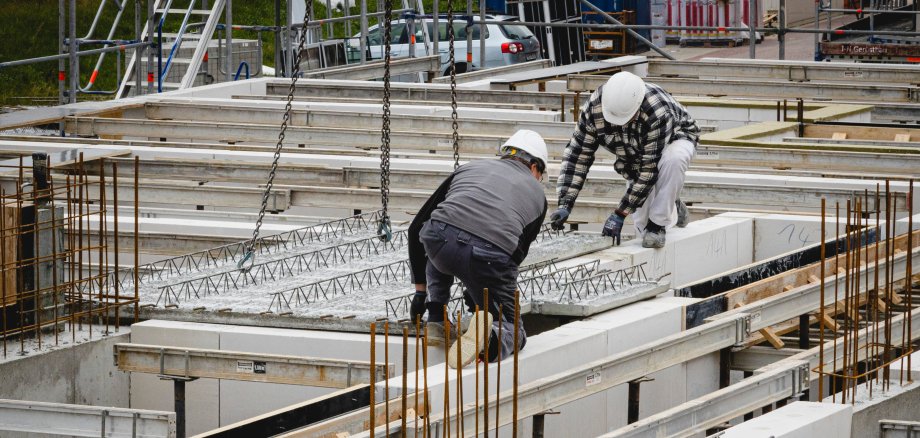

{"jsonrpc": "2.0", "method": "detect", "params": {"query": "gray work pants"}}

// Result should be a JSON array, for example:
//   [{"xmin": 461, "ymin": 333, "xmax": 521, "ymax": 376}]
[{"xmin": 419, "ymin": 219, "xmax": 526, "ymax": 361}]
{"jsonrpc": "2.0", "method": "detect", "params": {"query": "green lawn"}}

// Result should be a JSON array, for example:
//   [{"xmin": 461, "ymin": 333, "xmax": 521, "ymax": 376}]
[{"xmin": 0, "ymin": 0, "xmax": 466, "ymax": 105}]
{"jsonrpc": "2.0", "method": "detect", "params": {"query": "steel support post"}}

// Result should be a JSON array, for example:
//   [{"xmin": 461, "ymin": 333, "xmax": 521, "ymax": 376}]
[
  {"xmin": 275, "ymin": 0, "xmax": 282, "ymax": 76},
  {"xmin": 172, "ymin": 378, "xmax": 194, "ymax": 438},
  {"xmin": 285, "ymin": 0, "xmax": 293, "ymax": 75},
  {"xmin": 778, "ymin": 0, "xmax": 786, "ymax": 60},
  {"xmin": 798, "ymin": 314, "xmax": 810, "ymax": 349},
  {"xmin": 360, "ymin": 0, "xmax": 368, "ymax": 64},
  {"xmin": 627, "ymin": 380, "xmax": 641, "ymax": 424},
  {"xmin": 148, "ymin": 0, "xmax": 155, "ymax": 90},
  {"xmin": 749, "ymin": 0, "xmax": 756, "ymax": 59},
  {"xmin": 541, "ymin": 0, "xmax": 556, "ymax": 64},
  {"xmin": 226, "ymin": 0, "xmax": 233, "ymax": 82},
  {"xmin": 480, "ymin": 0, "xmax": 486, "ymax": 69},
  {"xmin": 134, "ymin": 0, "xmax": 142, "ymax": 96},
  {"xmin": 432, "ymin": 0, "xmax": 438, "ymax": 57},
  {"xmin": 532, "ymin": 414, "xmax": 545, "ymax": 438},
  {"xmin": 58, "ymin": 0, "xmax": 66, "ymax": 107},
  {"xmin": 69, "ymin": 0, "xmax": 77, "ymax": 103},
  {"xmin": 467, "ymin": 0, "xmax": 474, "ymax": 69}
]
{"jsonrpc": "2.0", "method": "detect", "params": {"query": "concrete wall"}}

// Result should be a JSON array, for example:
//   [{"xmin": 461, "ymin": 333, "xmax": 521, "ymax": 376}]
[
  {"xmin": 0, "ymin": 330, "xmax": 130, "ymax": 407},
  {"xmin": 842, "ymin": 381, "xmax": 920, "ymax": 438},
  {"xmin": 721, "ymin": 401, "xmax": 853, "ymax": 438}
]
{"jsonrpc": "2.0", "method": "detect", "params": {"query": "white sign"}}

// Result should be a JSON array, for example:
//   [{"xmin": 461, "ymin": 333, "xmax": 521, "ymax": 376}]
[
  {"xmin": 237, "ymin": 360, "xmax": 255, "ymax": 373},
  {"xmin": 585, "ymin": 372, "xmax": 602, "ymax": 387},
  {"xmin": 696, "ymin": 151, "xmax": 719, "ymax": 160}
]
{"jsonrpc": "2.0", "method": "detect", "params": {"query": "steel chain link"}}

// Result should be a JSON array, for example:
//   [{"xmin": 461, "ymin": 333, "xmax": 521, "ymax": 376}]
[
  {"xmin": 448, "ymin": 0, "xmax": 460, "ymax": 169},
  {"xmin": 238, "ymin": 2, "xmax": 313, "ymax": 272},
  {"xmin": 377, "ymin": 0, "xmax": 394, "ymax": 242}
]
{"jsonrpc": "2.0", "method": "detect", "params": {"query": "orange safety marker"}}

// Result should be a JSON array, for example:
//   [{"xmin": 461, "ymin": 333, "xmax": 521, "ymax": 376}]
[{"xmin": 89, "ymin": 70, "xmax": 99, "ymax": 84}]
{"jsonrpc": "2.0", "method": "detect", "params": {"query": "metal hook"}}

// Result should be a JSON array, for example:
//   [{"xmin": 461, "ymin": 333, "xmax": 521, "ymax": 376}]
[
  {"xmin": 377, "ymin": 217, "xmax": 393, "ymax": 242},
  {"xmin": 237, "ymin": 249, "xmax": 255, "ymax": 272}
]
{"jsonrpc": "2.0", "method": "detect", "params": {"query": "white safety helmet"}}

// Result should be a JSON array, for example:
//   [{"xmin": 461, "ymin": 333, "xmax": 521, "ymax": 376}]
[
  {"xmin": 601, "ymin": 71, "xmax": 646, "ymax": 125},
  {"xmin": 501, "ymin": 129, "xmax": 548, "ymax": 171}
]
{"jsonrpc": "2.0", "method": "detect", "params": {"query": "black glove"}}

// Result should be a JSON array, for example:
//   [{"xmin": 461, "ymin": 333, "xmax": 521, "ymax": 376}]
[
  {"xmin": 601, "ymin": 213, "xmax": 625, "ymax": 245},
  {"xmin": 549, "ymin": 207, "xmax": 570, "ymax": 231},
  {"xmin": 409, "ymin": 292, "xmax": 427, "ymax": 322}
]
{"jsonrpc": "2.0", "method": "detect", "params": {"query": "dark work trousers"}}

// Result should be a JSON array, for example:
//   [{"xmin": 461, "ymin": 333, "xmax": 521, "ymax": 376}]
[{"xmin": 420, "ymin": 219, "xmax": 526, "ymax": 361}]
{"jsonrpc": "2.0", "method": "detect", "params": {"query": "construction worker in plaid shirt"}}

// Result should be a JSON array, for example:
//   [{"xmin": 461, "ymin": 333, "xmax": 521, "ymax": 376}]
[{"xmin": 551, "ymin": 71, "xmax": 700, "ymax": 248}]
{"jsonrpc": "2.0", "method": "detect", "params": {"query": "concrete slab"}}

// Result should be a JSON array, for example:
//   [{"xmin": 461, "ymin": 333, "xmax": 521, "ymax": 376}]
[{"xmin": 720, "ymin": 401, "xmax": 853, "ymax": 438}]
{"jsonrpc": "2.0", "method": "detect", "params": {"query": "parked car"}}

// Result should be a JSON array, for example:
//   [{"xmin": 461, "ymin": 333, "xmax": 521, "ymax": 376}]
[{"xmin": 348, "ymin": 15, "xmax": 542, "ymax": 75}]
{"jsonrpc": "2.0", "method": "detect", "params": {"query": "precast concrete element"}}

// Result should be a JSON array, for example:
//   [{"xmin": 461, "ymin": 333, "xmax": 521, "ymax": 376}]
[
  {"xmin": 653, "ymin": 58, "xmax": 920, "ymax": 85},
  {"xmin": 568, "ymin": 74, "xmax": 920, "ymax": 103},
  {"xmin": 834, "ymin": 381, "xmax": 920, "ymax": 438},
  {"xmin": 114, "ymin": 343, "xmax": 390, "ymax": 387},
  {"xmin": 301, "ymin": 55, "xmax": 441, "ymax": 81},
  {"xmin": 717, "ymin": 401, "xmax": 852, "ymax": 438},
  {"xmin": 0, "ymin": 399, "xmax": 176, "ymax": 438}
]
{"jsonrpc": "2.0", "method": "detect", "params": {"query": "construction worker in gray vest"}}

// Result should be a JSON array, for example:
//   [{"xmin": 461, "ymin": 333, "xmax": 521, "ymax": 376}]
[
  {"xmin": 407, "ymin": 129, "xmax": 548, "ymax": 368},
  {"xmin": 551, "ymin": 71, "xmax": 700, "ymax": 248}
]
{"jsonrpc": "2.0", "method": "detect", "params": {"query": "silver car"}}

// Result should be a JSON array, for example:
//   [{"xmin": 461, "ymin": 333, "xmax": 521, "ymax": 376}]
[{"xmin": 351, "ymin": 15, "xmax": 542, "ymax": 75}]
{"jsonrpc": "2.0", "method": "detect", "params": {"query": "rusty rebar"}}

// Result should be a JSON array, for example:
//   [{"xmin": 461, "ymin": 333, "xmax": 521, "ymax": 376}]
[
  {"xmin": 423, "ymin": 323, "xmax": 430, "ymax": 437},
  {"xmin": 819, "ymin": 198, "xmax": 826, "ymax": 400},
  {"xmin": 415, "ymin": 316, "xmax": 420, "ymax": 438},
  {"xmin": 134, "ymin": 156, "xmax": 139, "ymax": 323},
  {"xmin": 402, "ymin": 326, "xmax": 408, "ymax": 437},
  {"xmin": 113, "ymin": 161, "xmax": 120, "ymax": 330},
  {"xmin": 483, "ymin": 288, "xmax": 490, "ymax": 435},
  {"xmin": 456, "ymin": 309, "xmax": 463, "ymax": 438},
  {"xmin": 385, "ymin": 320, "xmax": 390, "ymax": 437},
  {"xmin": 513, "ymin": 291, "xmax": 520, "ymax": 438},
  {"xmin": 495, "ymin": 304, "xmax": 502, "ymax": 438},
  {"xmin": 370, "ymin": 322, "xmax": 377, "ymax": 438},
  {"xmin": 475, "ymin": 304, "xmax": 480, "ymax": 437},
  {"xmin": 443, "ymin": 305, "xmax": 451, "ymax": 438}
]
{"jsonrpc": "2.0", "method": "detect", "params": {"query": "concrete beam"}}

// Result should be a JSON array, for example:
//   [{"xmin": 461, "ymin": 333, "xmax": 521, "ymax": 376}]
[
  {"xmin": 423, "ymin": 315, "xmax": 747, "ymax": 436},
  {"xmin": 0, "ymin": 399, "xmax": 176, "ymax": 438},
  {"xmin": 301, "ymin": 55, "xmax": 440, "ymax": 80},
  {"xmin": 651, "ymin": 58, "xmax": 920, "ymax": 85},
  {"xmin": 567, "ymin": 74, "xmax": 920, "ymax": 103},
  {"xmin": 114, "ymin": 343, "xmax": 391, "ymax": 388},
  {"xmin": 63, "ymin": 117, "xmax": 551, "ymax": 153},
  {"xmin": 602, "ymin": 362, "xmax": 809, "ymax": 438},
  {"xmin": 141, "ymin": 101, "xmax": 575, "ymax": 139},
  {"xmin": 431, "ymin": 59, "xmax": 554, "ymax": 84},
  {"xmin": 267, "ymin": 80, "xmax": 572, "ymax": 110}
]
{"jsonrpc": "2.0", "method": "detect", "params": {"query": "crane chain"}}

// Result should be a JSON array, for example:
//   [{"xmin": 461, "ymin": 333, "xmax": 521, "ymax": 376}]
[
  {"xmin": 448, "ymin": 0, "xmax": 460, "ymax": 170},
  {"xmin": 237, "ymin": 2, "xmax": 312, "ymax": 272},
  {"xmin": 377, "ymin": 0, "xmax": 394, "ymax": 242}
]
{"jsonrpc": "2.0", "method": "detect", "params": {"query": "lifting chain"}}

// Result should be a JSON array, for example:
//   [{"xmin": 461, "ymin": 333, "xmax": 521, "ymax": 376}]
[
  {"xmin": 237, "ymin": 1, "xmax": 313, "ymax": 272},
  {"xmin": 377, "ymin": 0, "xmax": 394, "ymax": 242},
  {"xmin": 448, "ymin": 0, "xmax": 460, "ymax": 170}
]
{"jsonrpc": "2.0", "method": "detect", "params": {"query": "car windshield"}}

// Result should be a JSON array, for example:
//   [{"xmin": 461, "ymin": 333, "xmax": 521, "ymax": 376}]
[
  {"xmin": 500, "ymin": 23, "xmax": 533, "ymax": 40},
  {"xmin": 425, "ymin": 22, "xmax": 488, "ymax": 41},
  {"xmin": 364, "ymin": 23, "xmax": 407, "ymax": 45}
]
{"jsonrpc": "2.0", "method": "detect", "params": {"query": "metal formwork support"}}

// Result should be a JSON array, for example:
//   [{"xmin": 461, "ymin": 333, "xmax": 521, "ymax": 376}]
[
  {"xmin": 302, "ymin": 55, "xmax": 441, "ymax": 80},
  {"xmin": 114, "ymin": 343, "xmax": 392, "ymax": 387},
  {"xmin": 0, "ymin": 399, "xmax": 176, "ymax": 438},
  {"xmin": 601, "ymin": 362, "xmax": 809, "ymax": 437},
  {"xmin": 423, "ymin": 315, "xmax": 749, "ymax": 436},
  {"xmin": 648, "ymin": 59, "xmax": 920, "ymax": 85}
]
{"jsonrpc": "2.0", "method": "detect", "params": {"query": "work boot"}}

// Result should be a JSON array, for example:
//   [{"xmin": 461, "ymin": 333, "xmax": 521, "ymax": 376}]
[
  {"xmin": 676, "ymin": 199, "xmax": 689, "ymax": 228},
  {"xmin": 642, "ymin": 229, "xmax": 666, "ymax": 248},
  {"xmin": 447, "ymin": 310, "xmax": 493, "ymax": 369},
  {"xmin": 425, "ymin": 315, "xmax": 471, "ymax": 347}
]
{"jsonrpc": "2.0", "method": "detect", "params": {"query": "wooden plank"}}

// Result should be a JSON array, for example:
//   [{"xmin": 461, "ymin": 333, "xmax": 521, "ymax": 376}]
[
  {"xmin": 832, "ymin": 132, "xmax": 848, "ymax": 140},
  {"xmin": 805, "ymin": 124, "xmax": 919, "ymax": 142},
  {"xmin": 758, "ymin": 327, "xmax": 786, "ymax": 349},
  {"xmin": 894, "ymin": 133, "xmax": 911, "ymax": 142},
  {"xmin": 1, "ymin": 202, "xmax": 16, "ymax": 307}
]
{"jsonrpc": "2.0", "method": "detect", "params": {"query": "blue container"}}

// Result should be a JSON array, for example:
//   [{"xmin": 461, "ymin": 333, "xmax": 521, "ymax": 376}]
[{"xmin": 485, "ymin": 0, "xmax": 509, "ymax": 14}]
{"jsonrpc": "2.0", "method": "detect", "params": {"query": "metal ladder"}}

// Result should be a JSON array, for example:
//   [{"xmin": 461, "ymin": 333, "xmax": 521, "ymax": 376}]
[{"xmin": 116, "ymin": 0, "xmax": 226, "ymax": 98}]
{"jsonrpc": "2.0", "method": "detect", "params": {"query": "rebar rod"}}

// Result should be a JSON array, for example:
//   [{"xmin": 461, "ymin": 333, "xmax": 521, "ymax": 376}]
[
  {"xmin": 402, "ymin": 326, "xmax": 409, "ymax": 437},
  {"xmin": 385, "ymin": 321, "xmax": 390, "ymax": 437},
  {"xmin": 483, "ymin": 287, "xmax": 489, "ymax": 436},
  {"xmin": 370, "ymin": 322, "xmax": 376, "ymax": 438},
  {"xmin": 819, "ymin": 198, "xmax": 826, "ymax": 400}
]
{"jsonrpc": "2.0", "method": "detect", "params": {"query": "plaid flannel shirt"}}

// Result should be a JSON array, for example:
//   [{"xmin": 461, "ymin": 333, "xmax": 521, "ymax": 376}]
[{"xmin": 556, "ymin": 83, "xmax": 700, "ymax": 215}]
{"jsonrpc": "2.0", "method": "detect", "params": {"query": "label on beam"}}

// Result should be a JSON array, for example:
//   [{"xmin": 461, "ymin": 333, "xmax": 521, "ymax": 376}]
[
  {"xmin": 237, "ymin": 360, "xmax": 255, "ymax": 373},
  {"xmin": 585, "ymin": 372, "xmax": 602, "ymax": 387},
  {"xmin": 254, "ymin": 361, "xmax": 267, "ymax": 374},
  {"xmin": 696, "ymin": 151, "xmax": 719, "ymax": 160}
]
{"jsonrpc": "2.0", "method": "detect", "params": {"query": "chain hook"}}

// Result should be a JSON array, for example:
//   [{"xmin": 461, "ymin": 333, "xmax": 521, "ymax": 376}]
[
  {"xmin": 377, "ymin": 216, "xmax": 393, "ymax": 242},
  {"xmin": 236, "ymin": 248, "xmax": 255, "ymax": 272}
]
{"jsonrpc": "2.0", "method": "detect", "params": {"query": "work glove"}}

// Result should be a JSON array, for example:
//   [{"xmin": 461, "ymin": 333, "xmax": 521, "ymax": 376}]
[
  {"xmin": 549, "ymin": 207, "xmax": 570, "ymax": 231},
  {"xmin": 601, "ymin": 213, "xmax": 625, "ymax": 246},
  {"xmin": 409, "ymin": 292, "xmax": 427, "ymax": 323}
]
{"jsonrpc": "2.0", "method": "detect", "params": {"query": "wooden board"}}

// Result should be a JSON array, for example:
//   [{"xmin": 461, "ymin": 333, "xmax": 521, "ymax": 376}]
[
  {"xmin": 1, "ymin": 202, "xmax": 16, "ymax": 307},
  {"xmin": 805, "ymin": 124, "xmax": 920, "ymax": 142}
]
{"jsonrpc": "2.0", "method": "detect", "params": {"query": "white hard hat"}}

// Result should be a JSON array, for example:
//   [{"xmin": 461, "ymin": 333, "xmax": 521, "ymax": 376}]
[
  {"xmin": 501, "ymin": 129, "xmax": 548, "ymax": 170},
  {"xmin": 601, "ymin": 71, "xmax": 646, "ymax": 125}
]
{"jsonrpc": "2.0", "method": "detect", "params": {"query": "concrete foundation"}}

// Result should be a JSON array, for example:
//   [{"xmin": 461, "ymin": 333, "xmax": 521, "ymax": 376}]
[{"xmin": 720, "ymin": 401, "xmax": 853, "ymax": 438}]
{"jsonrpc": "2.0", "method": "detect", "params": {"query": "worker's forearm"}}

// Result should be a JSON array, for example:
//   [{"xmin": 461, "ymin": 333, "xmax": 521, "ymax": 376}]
[{"xmin": 415, "ymin": 283, "xmax": 426, "ymax": 292}]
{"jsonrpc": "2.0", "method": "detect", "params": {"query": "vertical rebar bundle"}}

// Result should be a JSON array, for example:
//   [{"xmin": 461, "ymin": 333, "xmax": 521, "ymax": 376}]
[{"xmin": 0, "ymin": 155, "xmax": 139, "ymax": 357}]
